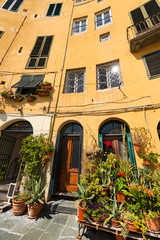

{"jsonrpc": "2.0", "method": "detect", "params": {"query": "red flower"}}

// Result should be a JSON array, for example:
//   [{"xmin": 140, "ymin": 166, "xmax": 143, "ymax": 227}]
[{"xmin": 118, "ymin": 172, "xmax": 125, "ymax": 178}]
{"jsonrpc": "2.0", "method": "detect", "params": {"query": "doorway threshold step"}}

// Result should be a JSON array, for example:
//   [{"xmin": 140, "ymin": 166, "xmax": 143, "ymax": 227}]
[{"xmin": 44, "ymin": 199, "xmax": 78, "ymax": 215}]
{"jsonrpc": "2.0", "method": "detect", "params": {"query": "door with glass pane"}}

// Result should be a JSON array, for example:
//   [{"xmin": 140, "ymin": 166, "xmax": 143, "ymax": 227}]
[{"xmin": 58, "ymin": 136, "xmax": 79, "ymax": 192}]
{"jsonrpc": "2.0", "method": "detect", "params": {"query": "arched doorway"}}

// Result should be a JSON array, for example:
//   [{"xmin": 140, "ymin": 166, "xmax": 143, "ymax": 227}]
[
  {"xmin": 99, "ymin": 120, "xmax": 137, "ymax": 167},
  {"xmin": 56, "ymin": 123, "xmax": 83, "ymax": 193},
  {"xmin": 0, "ymin": 121, "xmax": 33, "ymax": 182}
]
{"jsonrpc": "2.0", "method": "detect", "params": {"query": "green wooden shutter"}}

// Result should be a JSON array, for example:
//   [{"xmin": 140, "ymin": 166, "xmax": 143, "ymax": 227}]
[
  {"xmin": 54, "ymin": 3, "xmax": 62, "ymax": 16},
  {"xmin": 2, "ymin": 0, "xmax": 14, "ymax": 10},
  {"xmin": 41, "ymin": 36, "xmax": 53, "ymax": 56},
  {"xmin": 10, "ymin": 0, "xmax": 23, "ymax": 11},
  {"xmin": 126, "ymin": 133, "xmax": 138, "ymax": 177},
  {"xmin": 46, "ymin": 4, "xmax": 55, "ymax": 16},
  {"xmin": 144, "ymin": 0, "xmax": 160, "ymax": 16},
  {"xmin": 99, "ymin": 134, "xmax": 103, "ymax": 152},
  {"xmin": 49, "ymin": 134, "xmax": 60, "ymax": 195},
  {"xmin": 30, "ymin": 37, "xmax": 44, "ymax": 57},
  {"xmin": 145, "ymin": 50, "xmax": 160, "ymax": 77}
]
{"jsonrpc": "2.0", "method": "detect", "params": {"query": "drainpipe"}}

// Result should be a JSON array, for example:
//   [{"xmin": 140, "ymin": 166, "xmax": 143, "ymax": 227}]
[
  {"xmin": 0, "ymin": 16, "xmax": 27, "ymax": 65},
  {"xmin": 47, "ymin": 72, "xmax": 57, "ymax": 113},
  {"xmin": 49, "ymin": 0, "xmax": 74, "ymax": 142}
]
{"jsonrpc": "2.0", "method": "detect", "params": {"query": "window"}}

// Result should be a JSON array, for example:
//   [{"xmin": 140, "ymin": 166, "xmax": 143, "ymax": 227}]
[
  {"xmin": 130, "ymin": 0, "xmax": 160, "ymax": 33},
  {"xmin": 100, "ymin": 32, "xmax": 110, "ymax": 42},
  {"xmin": 143, "ymin": 50, "xmax": 160, "ymax": 79},
  {"xmin": 26, "ymin": 36, "xmax": 53, "ymax": 69},
  {"xmin": 46, "ymin": 3, "xmax": 62, "ymax": 16},
  {"xmin": 95, "ymin": 8, "xmax": 112, "ymax": 29},
  {"xmin": 72, "ymin": 18, "xmax": 87, "ymax": 35},
  {"xmin": 0, "ymin": 31, "xmax": 4, "ymax": 38},
  {"xmin": 63, "ymin": 68, "xmax": 85, "ymax": 93},
  {"xmin": 1, "ymin": 0, "xmax": 24, "ymax": 12},
  {"xmin": 11, "ymin": 75, "xmax": 44, "ymax": 94},
  {"xmin": 76, "ymin": 0, "xmax": 84, "ymax": 2},
  {"xmin": 96, "ymin": 60, "xmax": 122, "ymax": 90}
]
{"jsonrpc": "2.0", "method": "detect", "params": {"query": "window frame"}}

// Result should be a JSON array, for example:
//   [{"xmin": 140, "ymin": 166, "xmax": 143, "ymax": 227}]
[
  {"xmin": 0, "ymin": 31, "xmax": 4, "ymax": 38},
  {"xmin": 26, "ymin": 35, "xmax": 53, "ymax": 69},
  {"xmin": 96, "ymin": 60, "xmax": 123, "ymax": 90},
  {"xmin": 72, "ymin": 17, "xmax": 87, "ymax": 35},
  {"xmin": 100, "ymin": 32, "xmax": 110, "ymax": 42},
  {"xmin": 1, "ymin": 0, "xmax": 24, "ymax": 12},
  {"xmin": 143, "ymin": 50, "xmax": 160, "ymax": 80},
  {"xmin": 63, "ymin": 68, "xmax": 86, "ymax": 94},
  {"xmin": 46, "ymin": 3, "xmax": 62, "ymax": 17},
  {"xmin": 95, "ymin": 8, "xmax": 112, "ymax": 29}
]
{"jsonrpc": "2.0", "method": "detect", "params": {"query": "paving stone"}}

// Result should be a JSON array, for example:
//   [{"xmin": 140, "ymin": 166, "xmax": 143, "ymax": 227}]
[
  {"xmin": 11, "ymin": 222, "xmax": 33, "ymax": 234},
  {"xmin": 0, "ymin": 231, "xmax": 21, "ymax": 240},
  {"xmin": 0, "ymin": 218, "xmax": 19, "ymax": 229},
  {"xmin": 61, "ymin": 226, "xmax": 78, "ymax": 237},
  {"xmin": 19, "ymin": 228, "xmax": 43, "ymax": 240},
  {"xmin": 52, "ymin": 213, "xmax": 69, "ymax": 225},
  {"xmin": 34, "ymin": 217, "xmax": 52, "ymax": 230},
  {"xmin": 39, "ymin": 223, "xmax": 62, "ymax": 240},
  {"xmin": 66, "ymin": 215, "xmax": 78, "ymax": 229}
]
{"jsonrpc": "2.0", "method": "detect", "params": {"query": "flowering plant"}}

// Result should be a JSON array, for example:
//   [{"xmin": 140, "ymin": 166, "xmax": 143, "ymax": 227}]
[
  {"xmin": 40, "ymin": 81, "xmax": 51, "ymax": 86},
  {"xmin": 1, "ymin": 88, "xmax": 13, "ymax": 98},
  {"xmin": 115, "ymin": 171, "xmax": 128, "ymax": 192}
]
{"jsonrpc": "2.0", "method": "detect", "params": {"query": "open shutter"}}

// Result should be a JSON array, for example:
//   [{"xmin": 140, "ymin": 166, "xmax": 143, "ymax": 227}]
[
  {"xmin": 49, "ymin": 134, "xmax": 60, "ymax": 195},
  {"xmin": 11, "ymin": 75, "xmax": 32, "ymax": 88},
  {"xmin": 41, "ymin": 36, "xmax": 53, "ymax": 56},
  {"xmin": 54, "ymin": 3, "xmax": 62, "ymax": 16},
  {"xmin": 130, "ymin": 7, "xmax": 148, "ymax": 32},
  {"xmin": 10, "ymin": 0, "xmax": 23, "ymax": 11},
  {"xmin": 126, "ymin": 133, "xmax": 138, "ymax": 177},
  {"xmin": 30, "ymin": 37, "xmax": 44, "ymax": 57},
  {"xmin": 145, "ymin": 50, "xmax": 160, "ymax": 76},
  {"xmin": 2, "ymin": 0, "xmax": 14, "ymax": 9},
  {"xmin": 78, "ymin": 135, "xmax": 83, "ymax": 183},
  {"xmin": 99, "ymin": 134, "xmax": 104, "ymax": 153}
]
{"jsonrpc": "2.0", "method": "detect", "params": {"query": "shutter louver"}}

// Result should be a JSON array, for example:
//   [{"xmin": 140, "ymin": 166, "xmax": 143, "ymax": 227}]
[
  {"xmin": 130, "ymin": 7, "xmax": 148, "ymax": 32},
  {"xmin": 144, "ymin": 0, "xmax": 160, "ymax": 16},
  {"xmin": 12, "ymin": 75, "xmax": 32, "ymax": 88},
  {"xmin": 145, "ymin": 51, "xmax": 160, "ymax": 76},
  {"xmin": 30, "ymin": 37, "xmax": 44, "ymax": 57},
  {"xmin": 2, "ymin": 0, "xmax": 14, "ymax": 9},
  {"xmin": 41, "ymin": 36, "xmax": 53, "ymax": 56},
  {"xmin": 54, "ymin": 3, "xmax": 62, "ymax": 16},
  {"xmin": 10, "ymin": 0, "xmax": 23, "ymax": 11},
  {"xmin": 46, "ymin": 4, "xmax": 55, "ymax": 16}
]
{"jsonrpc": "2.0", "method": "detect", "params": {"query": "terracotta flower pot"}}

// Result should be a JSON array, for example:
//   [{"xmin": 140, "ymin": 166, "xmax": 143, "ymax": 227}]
[
  {"xmin": 26, "ymin": 96, "xmax": 36, "ymax": 102},
  {"xmin": 111, "ymin": 219, "xmax": 121, "ymax": 228},
  {"xmin": 102, "ymin": 187, "xmax": 108, "ymax": 197},
  {"xmin": 143, "ymin": 159, "xmax": 151, "ymax": 166},
  {"xmin": 38, "ymin": 92, "xmax": 49, "ymax": 96},
  {"xmin": 27, "ymin": 203, "xmax": 43, "ymax": 219},
  {"xmin": 91, "ymin": 215, "xmax": 103, "ymax": 222},
  {"xmin": 133, "ymin": 144, "xmax": 142, "ymax": 152},
  {"xmin": 145, "ymin": 215, "xmax": 160, "ymax": 232},
  {"xmin": 78, "ymin": 203, "xmax": 87, "ymax": 222},
  {"xmin": 127, "ymin": 221, "xmax": 139, "ymax": 232},
  {"xmin": 12, "ymin": 198, "xmax": 26, "ymax": 216},
  {"xmin": 115, "ymin": 235, "xmax": 125, "ymax": 240},
  {"xmin": 116, "ymin": 192, "xmax": 126, "ymax": 203}
]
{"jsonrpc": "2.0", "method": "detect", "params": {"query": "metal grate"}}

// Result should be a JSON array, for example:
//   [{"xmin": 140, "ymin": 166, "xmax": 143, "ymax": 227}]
[
  {"xmin": 4, "ymin": 121, "xmax": 33, "ymax": 133},
  {"xmin": 100, "ymin": 120, "xmax": 130, "ymax": 135},
  {"xmin": 62, "ymin": 123, "xmax": 83, "ymax": 135},
  {"xmin": 63, "ymin": 68, "xmax": 85, "ymax": 93},
  {"xmin": 96, "ymin": 60, "xmax": 122, "ymax": 90}
]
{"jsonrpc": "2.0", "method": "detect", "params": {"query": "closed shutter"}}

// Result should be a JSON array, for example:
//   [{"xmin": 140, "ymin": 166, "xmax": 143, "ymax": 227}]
[
  {"xmin": 145, "ymin": 51, "xmax": 160, "ymax": 76},
  {"xmin": 144, "ymin": 0, "xmax": 160, "ymax": 16},
  {"xmin": 41, "ymin": 36, "xmax": 53, "ymax": 56},
  {"xmin": 54, "ymin": 3, "xmax": 62, "ymax": 16},
  {"xmin": 46, "ymin": 4, "xmax": 55, "ymax": 16},
  {"xmin": 10, "ymin": 0, "xmax": 23, "ymax": 11},
  {"xmin": 130, "ymin": 7, "xmax": 147, "ymax": 32},
  {"xmin": 30, "ymin": 37, "xmax": 44, "ymax": 57},
  {"xmin": 2, "ymin": 0, "xmax": 14, "ymax": 9}
]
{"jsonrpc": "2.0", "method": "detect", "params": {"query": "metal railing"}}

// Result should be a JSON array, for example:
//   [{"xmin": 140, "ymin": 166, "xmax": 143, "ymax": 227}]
[{"xmin": 127, "ymin": 12, "xmax": 160, "ymax": 41}]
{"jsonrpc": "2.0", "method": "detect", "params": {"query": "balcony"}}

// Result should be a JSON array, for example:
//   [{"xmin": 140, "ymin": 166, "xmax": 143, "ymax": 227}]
[{"xmin": 127, "ymin": 12, "xmax": 160, "ymax": 53}]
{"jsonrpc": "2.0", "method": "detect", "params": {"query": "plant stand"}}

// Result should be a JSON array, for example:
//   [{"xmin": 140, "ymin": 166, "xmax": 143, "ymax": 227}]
[{"xmin": 76, "ymin": 219, "xmax": 160, "ymax": 240}]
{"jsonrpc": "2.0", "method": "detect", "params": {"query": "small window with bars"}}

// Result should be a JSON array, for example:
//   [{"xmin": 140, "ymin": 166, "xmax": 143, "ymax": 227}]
[
  {"xmin": 46, "ymin": 3, "xmax": 62, "ymax": 16},
  {"xmin": 63, "ymin": 68, "xmax": 85, "ymax": 93},
  {"xmin": 26, "ymin": 36, "xmax": 53, "ymax": 69},
  {"xmin": 95, "ymin": 8, "xmax": 112, "ymax": 29},
  {"xmin": 143, "ymin": 50, "xmax": 160, "ymax": 79},
  {"xmin": 0, "ymin": 31, "xmax": 4, "ymax": 38},
  {"xmin": 1, "ymin": 0, "xmax": 24, "ymax": 12},
  {"xmin": 96, "ymin": 60, "xmax": 122, "ymax": 90},
  {"xmin": 72, "ymin": 18, "xmax": 87, "ymax": 35}
]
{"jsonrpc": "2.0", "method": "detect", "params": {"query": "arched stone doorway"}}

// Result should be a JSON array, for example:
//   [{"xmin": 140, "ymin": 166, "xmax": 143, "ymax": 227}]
[
  {"xmin": 0, "ymin": 121, "xmax": 33, "ymax": 182},
  {"xmin": 51, "ymin": 122, "xmax": 83, "ymax": 194},
  {"xmin": 99, "ymin": 120, "xmax": 137, "ymax": 167}
]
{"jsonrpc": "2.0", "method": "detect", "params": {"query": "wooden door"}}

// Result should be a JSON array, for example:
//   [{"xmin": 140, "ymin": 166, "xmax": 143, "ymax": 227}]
[{"xmin": 58, "ymin": 136, "xmax": 80, "ymax": 192}]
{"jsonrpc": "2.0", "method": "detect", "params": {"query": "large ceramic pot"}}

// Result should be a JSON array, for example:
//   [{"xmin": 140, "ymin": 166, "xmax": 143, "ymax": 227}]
[
  {"xmin": 145, "ymin": 215, "xmax": 160, "ymax": 232},
  {"xmin": 115, "ymin": 235, "xmax": 125, "ymax": 240},
  {"xmin": 12, "ymin": 198, "xmax": 26, "ymax": 216},
  {"xmin": 133, "ymin": 144, "xmax": 142, "ymax": 152},
  {"xmin": 116, "ymin": 192, "xmax": 126, "ymax": 203},
  {"xmin": 143, "ymin": 159, "xmax": 151, "ymax": 166},
  {"xmin": 78, "ymin": 202, "xmax": 87, "ymax": 222},
  {"xmin": 27, "ymin": 202, "xmax": 43, "ymax": 219},
  {"xmin": 91, "ymin": 215, "xmax": 103, "ymax": 222}
]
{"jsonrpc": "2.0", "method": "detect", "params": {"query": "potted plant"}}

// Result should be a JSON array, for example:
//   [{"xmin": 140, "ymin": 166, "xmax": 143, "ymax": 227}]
[
  {"xmin": 25, "ymin": 178, "xmax": 47, "ymax": 219},
  {"xmin": 131, "ymin": 127, "xmax": 149, "ymax": 152},
  {"xmin": 100, "ymin": 160, "xmax": 111, "ymax": 197},
  {"xmin": 144, "ymin": 210, "xmax": 160, "ymax": 232},
  {"xmin": 37, "ymin": 88, "xmax": 50, "ymax": 96},
  {"xmin": 1, "ymin": 89, "xmax": 13, "ymax": 98},
  {"xmin": 139, "ymin": 151, "xmax": 160, "ymax": 166},
  {"xmin": 115, "ymin": 172, "xmax": 128, "ymax": 203},
  {"xmin": 26, "ymin": 93, "xmax": 36, "ymax": 102},
  {"xmin": 11, "ymin": 93, "xmax": 24, "ymax": 102},
  {"xmin": 40, "ymin": 81, "xmax": 52, "ymax": 90},
  {"xmin": 12, "ymin": 192, "xmax": 29, "ymax": 216},
  {"xmin": 122, "ymin": 212, "xmax": 141, "ymax": 232}
]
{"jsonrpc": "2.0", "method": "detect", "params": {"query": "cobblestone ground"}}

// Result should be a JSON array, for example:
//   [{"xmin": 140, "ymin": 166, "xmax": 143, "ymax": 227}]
[{"xmin": 0, "ymin": 208, "xmax": 116, "ymax": 240}]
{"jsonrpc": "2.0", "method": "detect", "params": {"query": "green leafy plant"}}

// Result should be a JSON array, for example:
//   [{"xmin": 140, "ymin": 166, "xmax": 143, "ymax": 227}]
[
  {"xmin": 73, "ymin": 181, "xmax": 92, "ymax": 208},
  {"xmin": 131, "ymin": 127, "xmax": 150, "ymax": 146},
  {"xmin": 25, "ymin": 178, "xmax": 47, "ymax": 205},
  {"xmin": 11, "ymin": 93, "xmax": 24, "ymax": 102},
  {"xmin": 14, "ymin": 192, "xmax": 30, "ymax": 201},
  {"xmin": 139, "ymin": 151, "xmax": 159, "ymax": 163},
  {"xmin": 37, "ymin": 88, "xmax": 50, "ymax": 93},
  {"xmin": 40, "ymin": 81, "xmax": 51, "ymax": 86}
]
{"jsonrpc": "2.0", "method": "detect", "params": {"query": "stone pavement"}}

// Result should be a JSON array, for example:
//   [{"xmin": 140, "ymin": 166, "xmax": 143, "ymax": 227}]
[{"xmin": 0, "ymin": 205, "xmax": 116, "ymax": 240}]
